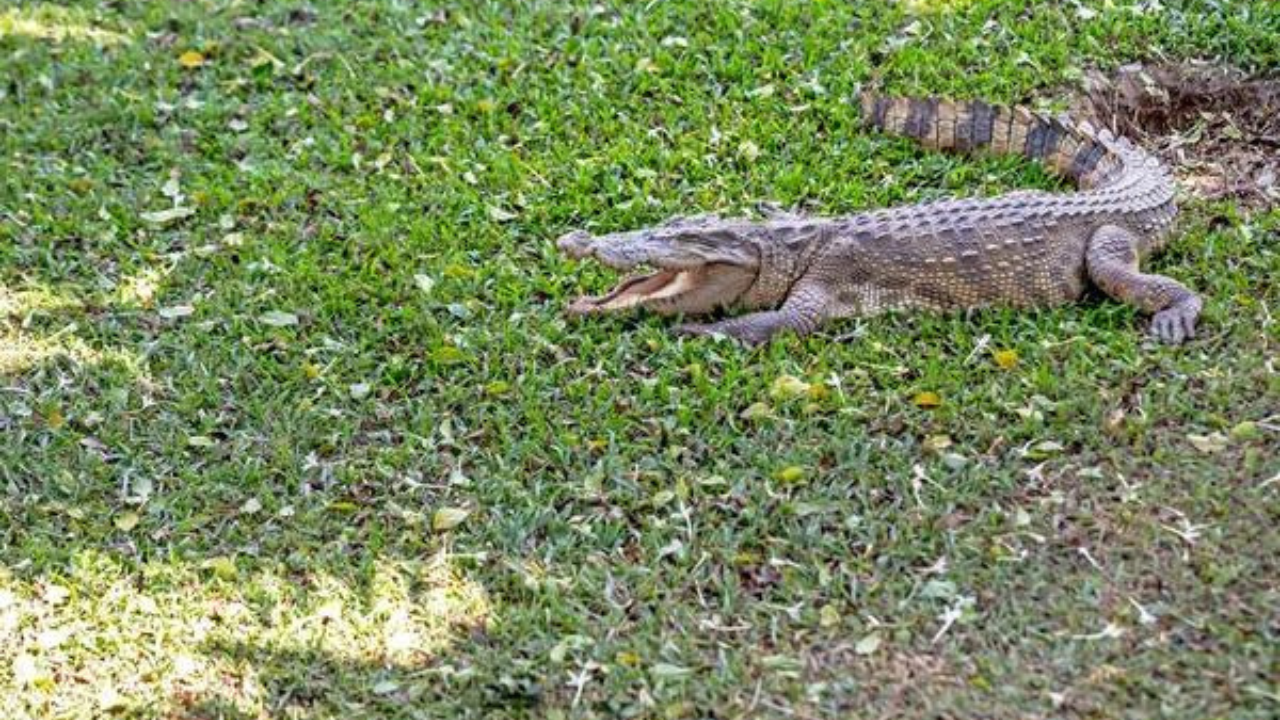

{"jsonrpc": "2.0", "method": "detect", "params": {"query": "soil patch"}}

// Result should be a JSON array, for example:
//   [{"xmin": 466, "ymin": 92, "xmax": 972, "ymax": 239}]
[{"xmin": 1075, "ymin": 62, "xmax": 1280, "ymax": 208}]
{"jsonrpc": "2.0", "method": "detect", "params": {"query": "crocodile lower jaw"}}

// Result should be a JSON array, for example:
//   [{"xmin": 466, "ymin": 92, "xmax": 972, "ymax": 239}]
[{"xmin": 567, "ymin": 269, "xmax": 694, "ymax": 313}]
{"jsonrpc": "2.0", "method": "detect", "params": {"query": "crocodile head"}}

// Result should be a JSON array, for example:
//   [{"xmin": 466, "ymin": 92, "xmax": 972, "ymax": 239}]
[{"xmin": 557, "ymin": 215, "xmax": 767, "ymax": 316}]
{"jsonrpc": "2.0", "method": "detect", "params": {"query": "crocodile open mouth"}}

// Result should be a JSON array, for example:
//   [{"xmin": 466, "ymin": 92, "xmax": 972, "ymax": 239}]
[{"xmin": 566, "ymin": 268, "xmax": 697, "ymax": 314}]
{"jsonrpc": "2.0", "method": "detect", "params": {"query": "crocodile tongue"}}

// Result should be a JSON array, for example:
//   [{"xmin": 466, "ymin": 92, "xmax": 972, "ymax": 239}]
[{"xmin": 567, "ymin": 269, "xmax": 694, "ymax": 314}]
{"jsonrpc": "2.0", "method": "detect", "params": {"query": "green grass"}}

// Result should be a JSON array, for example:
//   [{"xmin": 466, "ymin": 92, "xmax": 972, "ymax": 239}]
[{"xmin": 2, "ymin": 1, "xmax": 1278, "ymax": 717}]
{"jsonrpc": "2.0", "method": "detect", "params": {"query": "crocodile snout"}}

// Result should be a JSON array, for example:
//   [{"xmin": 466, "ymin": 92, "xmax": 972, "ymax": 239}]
[{"xmin": 556, "ymin": 229, "xmax": 595, "ymax": 259}]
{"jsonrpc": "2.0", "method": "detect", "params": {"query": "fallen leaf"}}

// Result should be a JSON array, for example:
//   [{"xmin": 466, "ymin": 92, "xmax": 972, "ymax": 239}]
[
  {"xmin": 349, "ymin": 383, "xmax": 371, "ymax": 400},
  {"xmin": 772, "ymin": 465, "xmax": 807, "ymax": 483},
  {"xmin": 259, "ymin": 310, "xmax": 299, "ymax": 327},
  {"xmin": 740, "ymin": 402, "xmax": 772, "ymax": 421},
  {"xmin": 372, "ymin": 680, "xmax": 399, "ymax": 696},
  {"xmin": 413, "ymin": 274, "xmax": 436, "ymax": 294},
  {"xmin": 1024, "ymin": 440, "xmax": 1064, "ymax": 459},
  {"xmin": 240, "ymin": 498, "xmax": 262, "ymax": 515},
  {"xmin": 922, "ymin": 434, "xmax": 953, "ymax": 453},
  {"xmin": 431, "ymin": 346, "xmax": 469, "ymax": 365},
  {"xmin": 769, "ymin": 375, "xmax": 811, "ymax": 400},
  {"xmin": 920, "ymin": 579, "xmax": 957, "ymax": 599},
  {"xmin": 854, "ymin": 633, "xmax": 882, "ymax": 655},
  {"xmin": 1229, "ymin": 421, "xmax": 1261, "ymax": 441},
  {"xmin": 1187, "ymin": 432, "xmax": 1228, "ymax": 454},
  {"xmin": 187, "ymin": 435, "xmax": 216, "ymax": 448},
  {"xmin": 912, "ymin": 391, "xmax": 942, "ymax": 409},
  {"xmin": 158, "ymin": 305, "xmax": 194, "ymax": 319},
  {"xmin": 615, "ymin": 651, "xmax": 641, "ymax": 667},
  {"xmin": 650, "ymin": 663, "xmax": 692, "ymax": 680},
  {"xmin": 432, "ymin": 507, "xmax": 470, "ymax": 532},
  {"xmin": 177, "ymin": 50, "xmax": 205, "ymax": 68},
  {"xmin": 140, "ymin": 206, "xmax": 195, "ymax": 225},
  {"xmin": 487, "ymin": 205, "xmax": 517, "ymax": 222},
  {"xmin": 819, "ymin": 604, "xmax": 842, "ymax": 628},
  {"xmin": 114, "ymin": 512, "xmax": 140, "ymax": 532}
]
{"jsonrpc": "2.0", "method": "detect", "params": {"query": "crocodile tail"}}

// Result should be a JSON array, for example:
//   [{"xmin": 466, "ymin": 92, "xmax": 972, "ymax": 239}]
[{"xmin": 859, "ymin": 93, "xmax": 1128, "ymax": 190}]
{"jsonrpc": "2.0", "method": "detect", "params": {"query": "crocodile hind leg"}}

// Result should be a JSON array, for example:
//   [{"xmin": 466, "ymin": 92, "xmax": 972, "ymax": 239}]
[
  {"xmin": 675, "ymin": 283, "xmax": 831, "ymax": 345},
  {"xmin": 1086, "ymin": 224, "xmax": 1202, "ymax": 344}
]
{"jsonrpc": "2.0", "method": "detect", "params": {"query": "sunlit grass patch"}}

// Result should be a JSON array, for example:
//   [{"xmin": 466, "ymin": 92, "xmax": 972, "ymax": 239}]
[
  {"xmin": 0, "ymin": 5, "xmax": 130, "ymax": 47},
  {"xmin": 0, "ymin": 329, "xmax": 140, "ymax": 376},
  {"xmin": 0, "ymin": 286, "xmax": 82, "ymax": 319},
  {"xmin": 0, "ymin": 551, "xmax": 490, "ymax": 718}
]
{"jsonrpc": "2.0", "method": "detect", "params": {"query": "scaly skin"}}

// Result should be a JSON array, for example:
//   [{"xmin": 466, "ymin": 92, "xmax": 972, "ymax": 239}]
[{"xmin": 558, "ymin": 94, "xmax": 1202, "ymax": 345}]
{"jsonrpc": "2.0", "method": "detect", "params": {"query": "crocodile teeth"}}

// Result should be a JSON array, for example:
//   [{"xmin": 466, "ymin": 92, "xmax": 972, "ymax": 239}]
[{"xmin": 567, "ymin": 270, "xmax": 690, "ymax": 313}]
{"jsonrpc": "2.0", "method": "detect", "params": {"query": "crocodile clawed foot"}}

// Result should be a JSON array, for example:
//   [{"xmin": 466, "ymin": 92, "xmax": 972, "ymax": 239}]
[
  {"xmin": 674, "ymin": 320, "xmax": 770, "ymax": 347},
  {"xmin": 1150, "ymin": 305, "xmax": 1198, "ymax": 345},
  {"xmin": 674, "ymin": 322, "xmax": 718, "ymax": 338}
]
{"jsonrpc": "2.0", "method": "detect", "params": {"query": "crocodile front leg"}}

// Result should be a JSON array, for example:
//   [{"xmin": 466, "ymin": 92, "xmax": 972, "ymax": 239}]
[
  {"xmin": 1086, "ymin": 224, "xmax": 1202, "ymax": 344},
  {"xmin": 676, "ymin": 283, "xmax": 831, "ymax": 345}
]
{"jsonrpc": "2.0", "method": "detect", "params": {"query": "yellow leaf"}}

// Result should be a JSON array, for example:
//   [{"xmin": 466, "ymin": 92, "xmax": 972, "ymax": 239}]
[
  {"xmin": 432, "ymin": 507, "xmax": 470, "ymax": 532},
  {"xmin": 615, "ymin": 651, "xmax": 641, "ymax": 667},
  {"xmin": 923, "ymin": 434, "xmax": 953, "ymax": 453},
  {"xmin": 993, "ymin": 349, "xmax": 1019, "ymax": 370},
  {"xmin": 772, "ymin": 465, "xmax": 806, "ymax": 483},
  {"xmin": 770, "ymin": 375, "xmax": 811, "ymax": 400},
  {"xmin": 1229, "ymin": 421, "xmax": 1261, "ymax": 441},
  {"xmin": 44, "ymin": 408, "xmax": 65, "ymax": 430},
  {"xmin": 740, "ymin": 402, "xmax": 773, "ymax": 420},
  {"xmin": 1187, "ymin": 432, "xmax": 1228, "ymax": 454},
  {"xmin": 431, "ymin": 346, "xmax": 469, "ymax": 365},
  {"xmin": 114, "ymin": 512, "xmax": 140, "ymax": 532},
  {"xmin": 912, "ymin": 391, "xmax": 942, "ymax": 409},
  {"xmin": 819, "ymin": 604, "xmax": 842, "ymax": 628},
  {"xmin": 178, "ymin": 50, "xmax": 205, "ymax": 69}
]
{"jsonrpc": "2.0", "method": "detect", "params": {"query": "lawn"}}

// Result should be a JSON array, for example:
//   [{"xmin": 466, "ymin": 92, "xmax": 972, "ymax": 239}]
[{"xmin": 1, "ymin": 1, "xmax": 1277, "ymax": 718}]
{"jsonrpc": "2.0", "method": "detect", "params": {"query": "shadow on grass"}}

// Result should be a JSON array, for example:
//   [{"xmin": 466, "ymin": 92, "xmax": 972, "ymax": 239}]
[{"xmin": 174, "ymin": 639, "xmax": 547, "ymax": 720}]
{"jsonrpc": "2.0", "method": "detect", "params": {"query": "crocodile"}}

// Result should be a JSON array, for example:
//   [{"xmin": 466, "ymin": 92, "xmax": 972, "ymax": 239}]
[{"xmin": 557, "ymin": 93, "xmax": 1202, "ymax": 346}]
